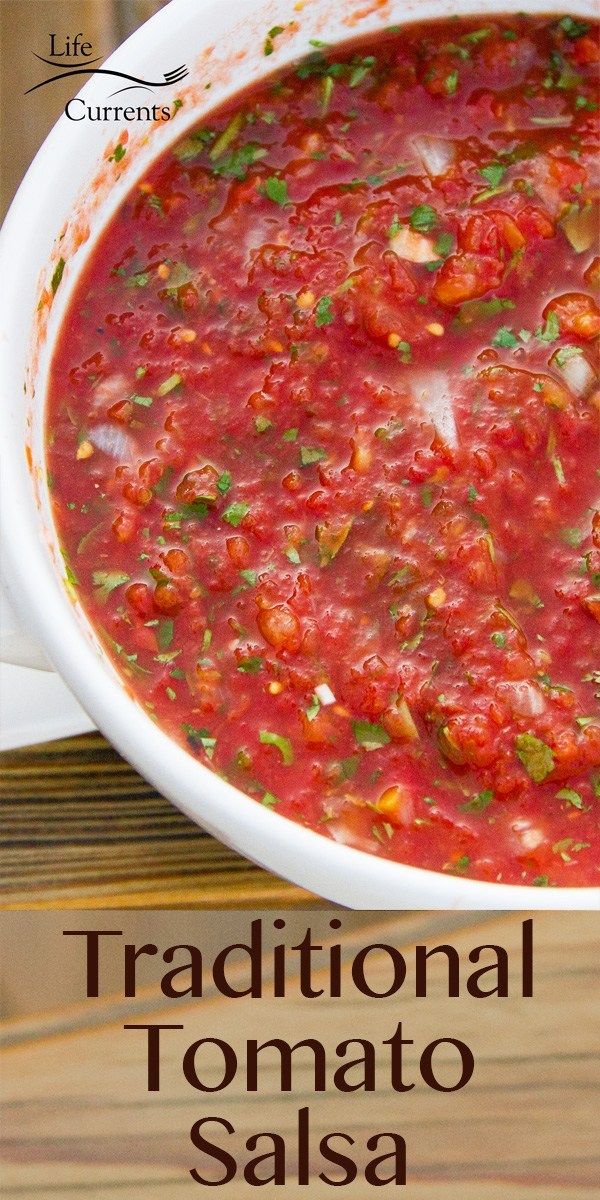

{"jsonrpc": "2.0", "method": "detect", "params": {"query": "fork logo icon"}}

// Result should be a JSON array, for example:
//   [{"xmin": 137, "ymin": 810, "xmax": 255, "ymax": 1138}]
[{"xmin": 26, "ymin": 33, "xmax": 188, "ymax": 98}]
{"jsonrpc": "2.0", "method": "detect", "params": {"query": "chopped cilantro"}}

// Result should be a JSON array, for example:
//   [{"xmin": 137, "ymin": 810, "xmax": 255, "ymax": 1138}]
[
  {"xmin": 238, "ymin": 656, "xmax": 263, "ymax": 673},
  {"xmin": 164, "ymin": 501, "xmax": 208, "ymax": 526},
  {"xmin": 462, "ymin": 27, "xmax": 491, "ymax": 43},
  {"xmin": 183, "ymin": 725, "xmax": 216, "ymax": 758},
  {"xmin": 537, "ymin": 311, "xmax": 560, "ymax": 342},
  {"xmin": 557, "ymin": 16, "xmax": 589, "ymax": 38},
  {"xmin": 126, "ymin": 271, "xmax": 149, "ymax": 289},
  {"xmin": 264, "ymin": 176, "xmax": 289, "ymax": 206},
  {"xmin": 556, "ymin": 787, "xmax": 584, "ymax": 809},
  {"xmin": 254, "ymin": 414, "xmax": 273, "ymax": 433},
  {"xmin": 479, "ymin": 162, "xmax": 506, "ymax": 189},
  {"xmin": 222, "ymin": 501, "xmax": 250, "ymax": 527},
  {"xmin": 147, "ymin": 194, "xmax": 164, "ymax": 214},
  {"xmin": 51, "ymin": 258, "xmax": 65, "ymax": 295},
  {"xmin": 338, "ymin": 755, "xmax": 359, "ymax": 779},
  {"xmin": 349, "ymin": 55, "xmax": 376, "ymax": 88},
  {"xmin": 462, "ymin": 789, "xmax": 494, "ymax": 813},
  {"xmin": 61, "ymin": 550, "xmax": 79, "ymax": 588},
  {"xmin": 264, "ymin": 24, "xmax": 285, "ymax": 55},
  {"xmin": 315, "ymin": 295, "xmax": 334, "ymax": 326},
  {"xmin": 93, "ymin": 570, "xmax": 129, "ymax": 600},
  {"xmin": 451, "ymin": 855, "xmax": 471, "ymax": 874},
  {"xmin": 575, "ymin": 95, "xmax": 597, "ymax": 111},
  {"xmin": 434, "ymin": 231, "xmax": 454, "ymax": 257},
  {"xmin": 409, "ymin": 204, "xmax": 438, "ymax": 233},
  {"xmin": 109, "ymin": 143, "xmax": 126, "ymax": 163},
  {"xmin": 353, "ymin": 720, "xmax": 391, "ymax": 750},
  {"xmin": 217, "ymin": 471, "xmax": 232, "ymax": 494},
  {"xmin": 157, "ymin": 619, "xmax": 174, "ymax": 651},
  {"xmin": 213, "ymin": 143, "xmax": 267, "ymax": 180},
  {"xmin": 492, "ymin": 326, "xmax": 519, "ymax": 349},
  {"xmin": 515, "ymin": 733, "xmax": 555, "ymax": 783},
  {"xmin": 300, "ymin": 446, "xmax": 327, "ymax": 466}
]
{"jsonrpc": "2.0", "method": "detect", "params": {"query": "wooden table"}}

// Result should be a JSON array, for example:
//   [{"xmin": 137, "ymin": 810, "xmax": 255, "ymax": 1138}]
[
  {"xmin": 0, "ymin": 734, "xmax": 315, "ymax": 908},
  {"xmin": 1, "ymin": 911, "xmax": 598, "ymax": 1198}
]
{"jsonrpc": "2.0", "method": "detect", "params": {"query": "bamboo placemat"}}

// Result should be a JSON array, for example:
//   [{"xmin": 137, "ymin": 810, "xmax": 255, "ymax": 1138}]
[{"xmin": 0, "ymin": 734, "xmax": 316, "ymax": 909}]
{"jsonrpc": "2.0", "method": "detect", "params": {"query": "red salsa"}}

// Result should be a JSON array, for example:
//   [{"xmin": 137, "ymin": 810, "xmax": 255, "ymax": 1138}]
[{"xmin": 46, "ymin": 14, "xmax": 600, "ymax": 887}]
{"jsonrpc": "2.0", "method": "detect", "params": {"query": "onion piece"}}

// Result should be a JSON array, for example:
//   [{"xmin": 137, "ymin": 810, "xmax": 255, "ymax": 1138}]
[
  {"xmin": 412, "ymin": 135, "xmax": 455, "ymax": 178},
  {"xmin": 411, "ymin": 370, "xmax": 458, "ymax": 448},
  {"xmin": 498, "ymin": 680, "xmax": 546, "ymax": 718},
  {"xmin": 559, "ymin": 201, "xmax": 598, "ymax": 254},
  {"xmin": 530, "ymin": 114, "xmax": 572, "ymax": 127},
  {"xmin": 92, "ymin": 372, "xmax": 130, "ymax": 408},
  {"xmin": 551, "ymin": 347, "xmax": 597, "ymax": 398},
  {"xmin": 315, "ymin": 683, "xmax": 336, "ymax": 706},
  {"xmin": 88, "ymin": 424, "xmax": 133, "ymax": 461},
  {"xmin": 390, "ymin": 225, "xmax": 437, "ymax": 263},
  {"xmin": 328, "ymin": 822, "xmax": 375, "ymax": 853}
]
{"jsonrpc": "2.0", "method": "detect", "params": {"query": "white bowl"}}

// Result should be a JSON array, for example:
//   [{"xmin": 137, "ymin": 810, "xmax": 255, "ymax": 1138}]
[{"xmin": 1, "ymin": 0, "xmax": 598, "ymax": 909}]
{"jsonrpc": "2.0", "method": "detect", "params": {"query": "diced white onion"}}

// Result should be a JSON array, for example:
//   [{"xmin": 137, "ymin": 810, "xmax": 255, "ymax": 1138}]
[
  {"xmin": 411, "ymin": 371, "xmax": 458, "ymax": 449},
  {"xmin": 530, "ymin": 114, "xmax": 572, "ymax": 127},
  {"xmin": 498, "ymin": 680, "xmax": 546, "ymax": 717},
  {"xmin": 89, "ymin": 424, "xmax": 133, "ymax": 460},
  {"xmin": 93, "ymin": 373, "xmax": 130, "ymax": 406},
  {"xmin": 315, "ymin": 683, "xmax": 336, "ymax": 706},
  {"xmin": 554, "ymin": 350, "xmax": 597, "ymax": 398},
  {"xmin": 412, "ymin": 135, "xmax": 455, "ymax": 178},
  {"xmin": 390, "ymin": 225, "xmax": 437, "ymax": 263},
  {"xmin": 519, "ymin": 825, "xmax": 545, "ymax": 851},
  {"xmin": 328, "ymin": 822, "xmax": 374, "ymax": 853},
  {"xmin": 559, "ymin": 201, "xmax": 598, "ymax": 253}
]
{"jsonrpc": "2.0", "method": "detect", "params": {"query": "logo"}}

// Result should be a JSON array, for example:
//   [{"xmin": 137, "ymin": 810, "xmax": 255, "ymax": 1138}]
[{"xmin": 26, "ymin": 32, "xmax": 188, "ymax": 123}]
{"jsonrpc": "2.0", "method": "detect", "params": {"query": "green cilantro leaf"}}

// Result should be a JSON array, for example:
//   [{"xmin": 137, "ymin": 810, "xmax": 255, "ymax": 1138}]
[
  {"xmin": 264, "ymin": 176, "xmax": 290, "ymax": 206},
  {"xmin": 315, "ymin": 295, "xmax": 334, "ymax": 326},
  {"xmin": 300, "ymin": 446, "xmax": 327, "ymax": 466},
  {"xmin": 213, "ymin": 143, "xmax": 267, "ymax": 180},
  {"xmin": 352, "ymin": 720, "xmax": 391, "ymax": 750},
  {"xmin": 93, "ymin": 570, "xmax": 130, "ymax": 600},
  {"xmin": 515, "ymin": 733, "xmax": 555, "ymax": 783},
  {"xmin": 537, "ymin": 311, "xmax": 560, "ymax": 342},
  {"xmin": 51, "ymin": 258, "xmax": 65, "ymax": 294},
  {"xmin": 409, "ymin": 204, "xmax": 438, "ymax": 233},
  {"xmin": 183, "ymin": 725, "xmax": 216, "ymax": 758},
  {"xmin": 222, "ymin": 501, "xmax": 250, "ymax": 527},
  {"xmin": 479, "ymin": 162, "xmax": 506, "ymax": 189},
  {"xmin": 492, "ymin": 326, "xmax": 519, "ymax": 349}
]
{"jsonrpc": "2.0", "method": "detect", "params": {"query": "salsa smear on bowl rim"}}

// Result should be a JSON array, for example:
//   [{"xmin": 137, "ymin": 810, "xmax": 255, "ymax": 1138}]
[{"xmin": 46, "ymin": 13, "xmax": 600, "ymax": 887}]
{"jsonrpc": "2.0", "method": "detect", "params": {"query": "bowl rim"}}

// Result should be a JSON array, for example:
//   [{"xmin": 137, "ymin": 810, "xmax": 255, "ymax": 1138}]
[{"xmin": 1, "ymin": 0, "xmax": 598, "ymax": 909}]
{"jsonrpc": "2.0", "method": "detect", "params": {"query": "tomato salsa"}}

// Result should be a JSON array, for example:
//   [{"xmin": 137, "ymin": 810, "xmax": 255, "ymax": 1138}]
[{"xmin": 46, "ymin": 14, "xmax": 600, "ymax": 887}]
